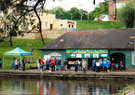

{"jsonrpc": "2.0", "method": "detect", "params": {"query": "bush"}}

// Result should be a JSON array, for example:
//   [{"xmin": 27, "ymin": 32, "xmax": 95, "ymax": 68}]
[
  {"xmin": 62, "ymin": 74, "xmax": 68, "ymax": 79},
  {"xmin": 70, "ymin": 74, "xmax": 76, "ymax": 79},
  {"xmin": 118, "ymin": 0, "xmax": 135, "ymax": 28}
]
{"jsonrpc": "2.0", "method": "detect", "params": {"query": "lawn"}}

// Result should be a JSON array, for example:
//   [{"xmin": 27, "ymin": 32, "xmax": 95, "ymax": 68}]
[
  {"xmin": 77, "ymin": 20, "xmax": 125, "ymax": 30},
  {"xmin": 0, "ymin": 38, "xmax": 54, "ymax": 70}
]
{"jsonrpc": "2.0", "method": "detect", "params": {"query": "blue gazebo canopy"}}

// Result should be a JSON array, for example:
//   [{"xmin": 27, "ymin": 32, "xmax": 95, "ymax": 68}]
[{"xmin": 4, "ymin": 47, "xmax": 32, "ymax": 56}]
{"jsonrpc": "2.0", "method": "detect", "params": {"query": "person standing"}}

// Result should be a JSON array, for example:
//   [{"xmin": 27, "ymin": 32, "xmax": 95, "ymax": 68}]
[
  {"xmin": 103, "ymin": 58, "xmax": 107, "ymax": 72},
  {"xmin": 111, "ymin": 58, "xmax": 116, "ymax": 71},
  {"xmin": 58, "ymin": 58, "xmax": 61, "ymax": 71},
  {"xmin": 37, "ymin": 58, "xmax": 41, "ymax": 71},
  {"xmin": 51, "ymin": 58, "xmax": 56, "ymax": 71},
  {"xmin": 64, "ymin": 59, "xmax": 68, "ymax": 72},
  {"xmin": 48, "ymin": 58, "xmax": 52, "ymax": 72},
  {"xmin": 106, "ymin": 59, "xmax": 111, "ymax": 72},
  {"xmin": 120, "ymin": 61, "xmax": 124, "ymax": 70},
  {"xmin": 115, "ymin": 63, "xmax": 119, "ymax": 70},
  {"xmin": 0, "ymin": 58, "xmax": 2, "ymax": 69},
  {"xmin": 92, "ymin": 59, "xmax": 96, "ymax": 71},
  {"xmin": 15, "ymin": 58, "xmax": 18, "ymax": 70},
  {"xmin": 40, "ymin": 58, "xmax": 44, "ymax": 72},
  {"xmin": 82, "ymin": 59, "xmax": 86, "ymax": 73},
  {"xmin": 96, "ymin": 59, "xmax": 100, "ymax": 72},
  {"xmin": 22, "ymin": 57, "xmax": 26, "ymax": 71},
  {"xmin": 55, "ymin": 58, "xmax": 57, "ymax": 71},
  {"xmin": 99, "ymin": 59, "xmax": 103, "ymax": 72},
  {"xmin": 74, "ymin": 60, "xmax": 78, "ymax": 72},
  {"xmin": 46, "ymin": 58, "xmax": 49, "ymax": 71},
  {"xmin": 77, "ymin": 60, "xmax": 81, "ymax": 71},
  {"xmin": 43, "ymin": 58, "xmax": 46, "ymax": 71}
]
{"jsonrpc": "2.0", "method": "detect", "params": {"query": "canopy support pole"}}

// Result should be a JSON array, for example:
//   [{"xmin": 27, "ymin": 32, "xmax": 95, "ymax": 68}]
[
  {"xmin": 20, "ymin": 56, "xmax": 22, "ymax": 70},
  {"xmin": 3, "ymin": 56, "xmax": 4, "ymax": 69}
]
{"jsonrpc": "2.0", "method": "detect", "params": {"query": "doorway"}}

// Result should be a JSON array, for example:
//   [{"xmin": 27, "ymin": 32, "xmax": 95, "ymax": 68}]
[
  {"xmin": 50, "ymin": 24, "xmax": 53, "ymax": 30},
  {"xmin": 110, "ymin": 53, "xmax": 125, "ymax": 69}
]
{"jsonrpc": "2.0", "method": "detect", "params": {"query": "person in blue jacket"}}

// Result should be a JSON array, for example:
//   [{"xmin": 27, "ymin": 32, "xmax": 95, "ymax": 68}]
[
  {"xmin": 92, "ymin": 59, "xmax": 96, "ymax": 71},
  {"xmin": 106, "ymin": 59, "xmax": 111, "ymax": 72},
  {"xmin": 103, "ymin": 58, "xmax": 107, "ymax": 72},
  {"xmin": 99, "ymin": 59, "xmax": 103, "ymax": 72}
]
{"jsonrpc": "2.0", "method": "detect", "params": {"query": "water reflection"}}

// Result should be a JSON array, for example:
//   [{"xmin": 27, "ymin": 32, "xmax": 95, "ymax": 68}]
[{"xmin": 0, "ymin": 78, "xmax": 133, "ymax": 95}]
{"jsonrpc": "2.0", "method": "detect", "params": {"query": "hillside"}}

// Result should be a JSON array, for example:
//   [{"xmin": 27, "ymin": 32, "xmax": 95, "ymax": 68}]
[{"xmin": 77, "ymin": 21, "xmax": 125, "ymax": 30}]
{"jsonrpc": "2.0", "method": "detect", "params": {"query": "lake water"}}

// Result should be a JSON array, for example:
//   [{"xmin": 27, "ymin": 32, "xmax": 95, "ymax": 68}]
[{"xmin": 0, "ymin": 78, "xmax": 133, "ymax": 95}]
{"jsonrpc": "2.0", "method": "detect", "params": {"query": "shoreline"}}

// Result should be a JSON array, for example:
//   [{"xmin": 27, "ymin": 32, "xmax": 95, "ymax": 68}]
[{"xmin": 0, "ymin": 69, "xmax": 135, "ymax": 80}]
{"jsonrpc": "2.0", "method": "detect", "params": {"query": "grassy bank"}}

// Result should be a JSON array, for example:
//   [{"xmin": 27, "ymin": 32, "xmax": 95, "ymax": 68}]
[
  {"xmin": 77, "ymin": 20, "xmax": 125, "ymax": 30},
  {"xmin": 116, "ymin": 85, "xmax": 135, "ymax": 95},
  {"xmin": 0, "ymin": 38, "xmax": 54, "ymax": 70}
]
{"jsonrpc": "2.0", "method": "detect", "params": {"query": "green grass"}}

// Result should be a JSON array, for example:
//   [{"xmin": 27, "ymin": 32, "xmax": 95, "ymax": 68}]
[
  {"xmin": 0, "ymin": 38, "xmax": 54, "ymax": 70},
  {"xmin": 116, "ymin": 85, "xmax": 135, "ymax": 95},
  {"xmin": 77, "ymin": 20, "xmax": 125, "ymax": 30}
]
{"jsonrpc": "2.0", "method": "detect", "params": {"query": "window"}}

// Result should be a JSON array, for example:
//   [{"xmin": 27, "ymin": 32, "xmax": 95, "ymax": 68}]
[
  {"xmin": 72, "ymin": 25, "xmax": 74, "ymax": 28},
  {"xmin": 132, "ymin": 52, "xmax": 135, "ymax": 65},
  {"xmin": 69, "ymin": 24, "xmax": 70, "ymax": 28}
]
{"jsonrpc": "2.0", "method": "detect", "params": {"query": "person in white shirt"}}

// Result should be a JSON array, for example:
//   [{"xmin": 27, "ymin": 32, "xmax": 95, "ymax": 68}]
[{"xmin": 96, "ymin": 59, "xmax": 100, "ymax": 72}]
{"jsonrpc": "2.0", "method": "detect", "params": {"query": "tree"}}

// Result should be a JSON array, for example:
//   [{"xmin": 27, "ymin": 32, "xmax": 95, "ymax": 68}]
[
  {"xmin": 118, "ymin": 0, "xmax": 135, "ymax": 28},
  {"xmin": 89, "ymin": 1, "xmax": 108, "ymax": 20},
  {"xmin": 0, "ymin": 0, "xmax": 46, "ymax": 46},
  {"xmin": 69, "ymin": 7, "xmax": 80, "ymax": 20},
  {"xmin": 80, "ymin": 9, "xmax": 88, "ymax": 20},
  {"xmin": 51, "ymin": 7, "xmax": 65, "ymax": 19}
]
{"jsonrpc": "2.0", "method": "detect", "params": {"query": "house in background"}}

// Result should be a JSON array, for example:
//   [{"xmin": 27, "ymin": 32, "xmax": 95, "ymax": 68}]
[
  {"xmin": 108, "ymin": 0, "xmax": 129, "ymax": 21},
  {"xmin": 33, "ymin": 13, "xmax": 77, "ymax": 30}
]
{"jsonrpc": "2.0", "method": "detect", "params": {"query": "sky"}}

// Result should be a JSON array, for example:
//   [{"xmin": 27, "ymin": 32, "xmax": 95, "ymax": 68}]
[{"xmin": 45, "ymin": 0, "xmax": 105, "ymax": 12}]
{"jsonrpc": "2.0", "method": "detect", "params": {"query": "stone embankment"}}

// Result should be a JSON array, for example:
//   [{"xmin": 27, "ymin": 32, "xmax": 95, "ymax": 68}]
[
  {"xmin": 16, "ymin": 30, "xmax": 72, "ymax": 39},
  {"xmin": 0, "ymin": 70, "xmax": 135, "ymax": 80}
]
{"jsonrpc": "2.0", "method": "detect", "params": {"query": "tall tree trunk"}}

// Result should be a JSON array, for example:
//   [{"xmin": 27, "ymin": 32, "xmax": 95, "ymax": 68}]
[{"xmin": 34, "ymin": 10, "xmax": 45, "ymax": 45}]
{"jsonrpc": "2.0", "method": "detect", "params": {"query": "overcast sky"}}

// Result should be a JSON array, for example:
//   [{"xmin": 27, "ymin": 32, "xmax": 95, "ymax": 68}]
[{"xmin": 45, "ymin": 0, "xmax": 105, "ymax": 12}]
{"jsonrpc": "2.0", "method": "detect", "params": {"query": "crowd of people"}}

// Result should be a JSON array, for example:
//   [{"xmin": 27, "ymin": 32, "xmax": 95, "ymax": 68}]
[
  {"xmin": 36, "ymin": 57, "xmax": 125, "ymax": 73},
  {"xmin": 92, "ymin": 58, "xmax": 125, "ymax": 72},
  {"xmin": 0, "ymin": 56, "xmax": 125, "ymax": 73},
  {"xmin": 12, "ymin": 57, "xmax": 30, "ymax": 71},
  {"xmin": 37, "ymin": 57, "xmax": 62, "ymax": 72},
  {"xmin": 36, "ymin": 57, "xmax": 88, "ymax": 73}
]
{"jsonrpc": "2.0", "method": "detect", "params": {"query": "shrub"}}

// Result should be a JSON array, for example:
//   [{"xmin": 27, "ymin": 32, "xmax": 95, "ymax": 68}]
[{"xmin": 118, "ymin": 0, "xmax": 135, "ymax": 28}]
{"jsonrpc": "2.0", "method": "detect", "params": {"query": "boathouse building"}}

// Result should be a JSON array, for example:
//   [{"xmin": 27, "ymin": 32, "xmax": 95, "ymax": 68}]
[{"xmin": 40, "ymin": 29, "xmax": 135, "ymax": 69}]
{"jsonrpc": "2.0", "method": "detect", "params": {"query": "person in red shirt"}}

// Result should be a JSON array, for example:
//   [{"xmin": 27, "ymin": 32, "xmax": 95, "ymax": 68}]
[
  {"xmin": 40, "ymin": 58, "xmax": 44, "ymax": 72},
  {"xmin": 51, "ymin": 58, "xmax": 55, "ymax": 71},
  {"xmin": 46, "ymin": 58, "xmax": 49, "ymax": 71}
]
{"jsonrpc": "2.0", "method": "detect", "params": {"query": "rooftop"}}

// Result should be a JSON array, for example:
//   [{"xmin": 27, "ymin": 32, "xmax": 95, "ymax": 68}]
[{"xmin": 40, "ymin": 29, "xmax": 135, "ymax": 50}]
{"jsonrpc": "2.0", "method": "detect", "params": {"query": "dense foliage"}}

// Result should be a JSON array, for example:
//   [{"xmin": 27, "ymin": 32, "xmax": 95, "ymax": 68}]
[
  {"xmin": 43, "ymin": 1, "xmax": 108, "ymax": 20},
  {"xmin": 118, "ymin": 0, "xmax": 135, "ymax": 28},
  {"xmin": 89, "ymin": 1, "xmax": 108, "ymax": 20},
  {"xmin": 0, "ymin": 0, "xmax": 47, "ymax": 46},
  {"xmin": 44, "ymin": 7, "xmax": 89, "ymax": 20}
]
